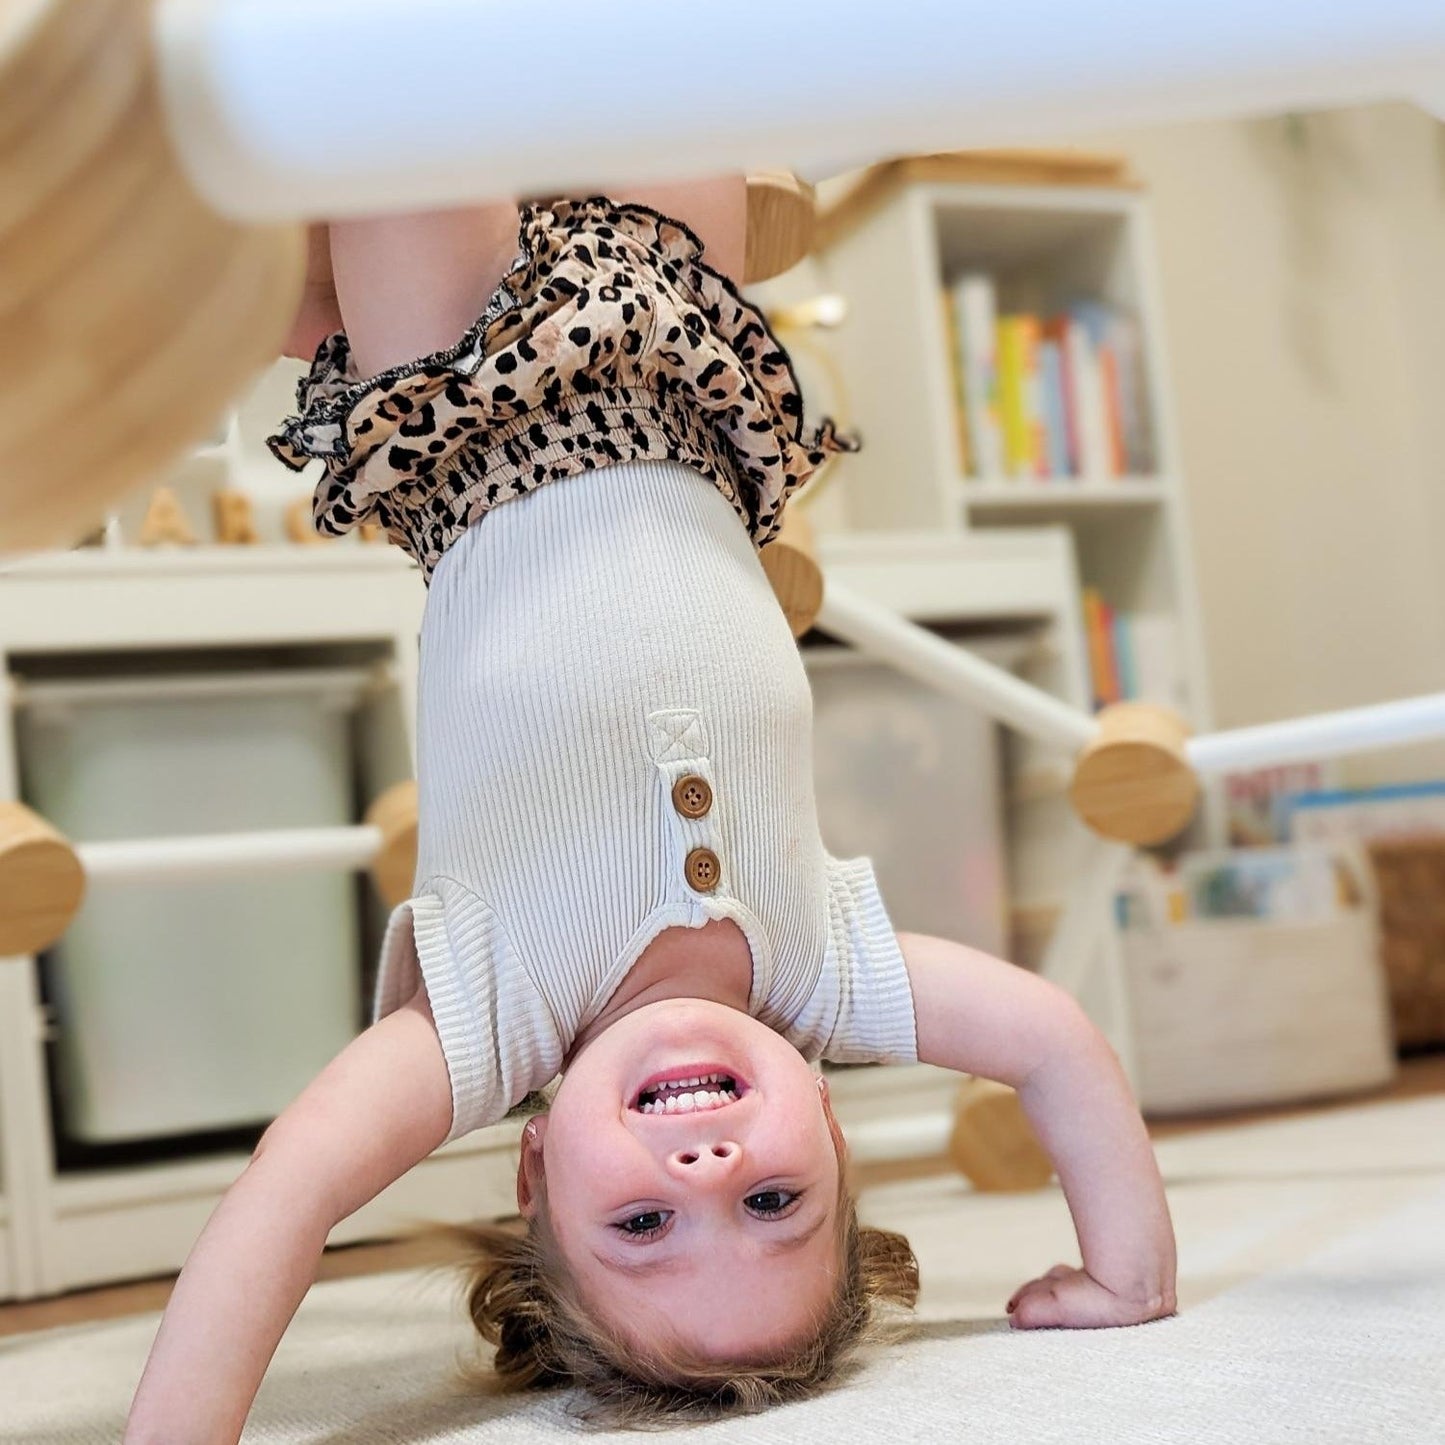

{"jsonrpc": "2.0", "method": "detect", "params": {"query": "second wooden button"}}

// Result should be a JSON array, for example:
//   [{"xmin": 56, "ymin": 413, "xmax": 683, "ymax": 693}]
[
  {"xmin": 684, "ymin": 846, "xmax": 721, "ymax": 892},
  {"xmin": 671, "ymin": 774, "xmax": 713, "ymax": 819}
]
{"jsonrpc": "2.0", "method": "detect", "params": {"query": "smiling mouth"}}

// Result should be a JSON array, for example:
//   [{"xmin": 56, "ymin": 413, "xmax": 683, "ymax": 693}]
[{"xmin": 632, "ymin": 1072, "xmax": 745, "ymax": 1115}]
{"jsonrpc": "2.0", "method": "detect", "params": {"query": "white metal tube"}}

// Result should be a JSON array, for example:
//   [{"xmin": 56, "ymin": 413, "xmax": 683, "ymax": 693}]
[
  {"xmin": 1187, "ymin": 692, "xmax": 1445, "ymax": 776},
  {"xmin": 154, "ymin": 0, "xmax": 1445, "ymax": 221},
  {"xmin": 77, "ymin": 826, "xmax": 383, "ymax": 883},
  {"xmin": 818, "ymin": 581, "xmax": 1098, "ymax": 754}
]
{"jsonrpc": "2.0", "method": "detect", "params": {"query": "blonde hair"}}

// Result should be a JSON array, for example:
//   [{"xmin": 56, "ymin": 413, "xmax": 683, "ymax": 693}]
[{"xmin": 421, "ymin": 1182, "xmax": 919, "ymax": 1427}]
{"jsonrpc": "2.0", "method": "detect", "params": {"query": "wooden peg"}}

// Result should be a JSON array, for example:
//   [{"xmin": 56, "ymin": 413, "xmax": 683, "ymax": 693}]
[
  {"xmin": 365, "ymin": 780, "xmax": 418, "ymax": 910},
  {"xmin": 1069, "ymin": 701, "xmax": 1200, "ymax": 846},
  {"xmin": 285, "ymin": 496, "xmax": 330, "ymax": 545},
  {"xmin": 357, "ymin": 520, "xmax": 385, "ymax": 544},
  {"xmin": 0, "ymin": 802, "xmax": 85, "ymax": 956},
  {"xmin": 138, "ymin": 487, "xmax": 197, "ymax": 546},
  {"xmin": 745, "ymin": 173, "xmax": 817, "ymax": 285},
  {"xmin": 760, "ymin": 504, "xmax": 824, "ymax": 638},
  {"xmin": 212, "ymin": 489, "xmax": 259, "ymax": 544},
  {"xmin": 948, "ymin": 1077, "xmax": 1054, "ymax": 1192}
]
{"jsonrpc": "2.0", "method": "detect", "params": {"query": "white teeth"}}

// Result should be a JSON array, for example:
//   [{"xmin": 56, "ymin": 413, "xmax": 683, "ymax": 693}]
[{"xmin": 633, "ymin": 1073, "xmax": 741, "ymax": 1112}]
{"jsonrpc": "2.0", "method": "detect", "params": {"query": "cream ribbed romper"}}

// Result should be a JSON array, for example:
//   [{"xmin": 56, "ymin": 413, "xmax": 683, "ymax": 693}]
[
  {"xmin": 373, "ymin": 459, "xmax": 918, "ymax": 1144},
  {"xmin": 268, "ymin": 199, "xmax": 923, "ymax": 1143}
]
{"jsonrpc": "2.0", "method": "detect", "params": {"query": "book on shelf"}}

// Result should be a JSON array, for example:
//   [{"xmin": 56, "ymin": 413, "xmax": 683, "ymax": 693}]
[
  {"xmin": 943, "ymin": 274, "xmax": 1155, "ymax": 484},
  {"xmin": 1114, "ymin": 845, "xmax": 1350, "ymax": 930},
  {"xmin": 1224, "ymin": 761, "xmax": 1341, "ymax": 847},
  {"xmin": 1286, "ymin": 780, "xmax": 1445, "ymax": 846},
  {"xmin": 1080, "ymin": 589, "xmax": 1189, "ymax": 714},
  {"xmin": 946, "ymin": 274, "xmax": 1005, "ymax": 478},
  {"xmin": 939, "ymin": 286, "xmax": 972, "ymax": 474}
]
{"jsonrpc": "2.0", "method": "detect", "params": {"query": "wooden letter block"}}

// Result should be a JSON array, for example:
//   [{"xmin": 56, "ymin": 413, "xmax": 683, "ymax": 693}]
[
  {"xmin": 138, "ymin": 488, "xmax": 197, "ymax": 546},
  {"xmin": 285, "ymin": 496, "xmax": 329, "ymax": 545},
  {"xmin": 212, "ymin": 489, "xmax": 258, "ymax": 544}
]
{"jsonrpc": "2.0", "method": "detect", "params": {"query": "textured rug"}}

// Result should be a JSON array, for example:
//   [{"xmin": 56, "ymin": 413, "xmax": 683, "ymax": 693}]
[{"xmin": 3, "ymin": 1093, "xmax": 1443, "ymax": 1444}]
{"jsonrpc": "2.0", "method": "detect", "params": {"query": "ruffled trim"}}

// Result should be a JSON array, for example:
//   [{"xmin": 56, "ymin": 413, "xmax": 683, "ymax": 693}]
[{"xmin": 267, "ymin": 196, "xmax": 856, "ymax": 574}]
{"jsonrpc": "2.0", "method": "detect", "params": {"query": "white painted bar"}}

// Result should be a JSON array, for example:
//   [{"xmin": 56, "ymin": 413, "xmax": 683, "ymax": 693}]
[
  {"xmin": 819, "ymin": 580, "xmax": 1098, "ymax": 754},
  {"xmin": 1188, "ymin": 692, "xmax": 1445, "ymax": 775},
  {"xmin": 77, "ymin": 826, "xmax": 383, "ymax": 883},
  {"xmin": 154, "ymin": 0, "xmax": 1445, "ymax": 221}
]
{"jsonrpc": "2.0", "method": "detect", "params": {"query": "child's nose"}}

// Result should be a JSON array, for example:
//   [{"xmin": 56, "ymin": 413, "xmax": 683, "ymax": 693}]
[{"xmin": 668, "ymin": 1140, "xmax": 742, "ymax": 1178}]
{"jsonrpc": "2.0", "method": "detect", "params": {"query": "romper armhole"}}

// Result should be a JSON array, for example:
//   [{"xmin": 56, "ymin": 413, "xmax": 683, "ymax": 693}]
[
  {"xmin": 783, "ymin": 855, "xmax": 920, "ymax": 1065},
  {"xmin": 374, "ymin": 880, "xmax": 561, "ymax": 1146}
]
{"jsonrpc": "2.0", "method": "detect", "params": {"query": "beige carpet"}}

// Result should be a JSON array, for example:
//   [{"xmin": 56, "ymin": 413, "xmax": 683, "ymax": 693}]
[{"xmin": 3, "ymin": 1094, "xmax": 1444, "ymax": 1443}]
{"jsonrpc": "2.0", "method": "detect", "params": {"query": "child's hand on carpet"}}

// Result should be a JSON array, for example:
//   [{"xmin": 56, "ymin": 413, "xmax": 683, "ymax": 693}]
[{"xmin": 1006, "ymin": 1264, "xmax": 1176, "ymax": 1330}]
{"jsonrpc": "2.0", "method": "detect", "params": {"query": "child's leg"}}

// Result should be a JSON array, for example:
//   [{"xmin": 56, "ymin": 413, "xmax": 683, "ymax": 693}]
[
  {"xmin": 327, "ymin": 177, "xmax": 747, "ymax": 380},
  {"xmin": 590, "ymin": 174, "xmax": 746, "ymax": 286},
  {"xmin": 329, "ymin": 201, "xmax": 523, "ymax": 378}
]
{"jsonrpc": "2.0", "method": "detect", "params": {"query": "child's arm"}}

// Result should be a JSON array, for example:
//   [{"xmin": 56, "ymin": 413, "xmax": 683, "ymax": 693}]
[
  {"xmin": 898, "ymin": 931, "xmax": 1177, "ymax": 1331},
  {"xmin": 123, "ymin": 987, "xmax": 454, "ymax": 1445}
]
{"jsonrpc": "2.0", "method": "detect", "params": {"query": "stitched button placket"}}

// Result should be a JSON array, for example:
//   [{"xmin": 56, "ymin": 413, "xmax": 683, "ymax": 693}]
[{"xmin": 646, "ymin": 709, "xmax": 727, "ymax": 899}]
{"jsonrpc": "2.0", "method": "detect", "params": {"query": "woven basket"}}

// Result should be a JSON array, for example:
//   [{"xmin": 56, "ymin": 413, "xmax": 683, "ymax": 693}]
[{"xmin": 1366, "ymin": 835, "xmax": 1445, "ymax": 1049}]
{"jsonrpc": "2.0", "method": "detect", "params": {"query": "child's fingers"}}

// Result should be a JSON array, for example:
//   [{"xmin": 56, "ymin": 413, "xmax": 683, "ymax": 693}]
[
  {"xmin": 1008, "ymin": 1281, "xmax": 1062, "ymax": 1329},
  {"xmin": 1006, "ymin": 1263, "xmax": 1074, "ymax": 1313}
]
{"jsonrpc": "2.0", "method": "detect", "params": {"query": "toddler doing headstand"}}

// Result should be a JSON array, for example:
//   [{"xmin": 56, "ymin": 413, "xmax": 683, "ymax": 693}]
[{"xmin": 125, "ymin": 175, "xmax": 1176, "ymax": 1441}]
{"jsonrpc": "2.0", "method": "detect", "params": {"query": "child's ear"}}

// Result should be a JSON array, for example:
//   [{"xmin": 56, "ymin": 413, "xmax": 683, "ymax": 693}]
[
  {"xmin": 516, "ymin": 1115, "xmax": 548, "ymax": 1218},
  {"xmin": 817, "ymin": 1077, "xmax": 849, "ymax": 1163}
]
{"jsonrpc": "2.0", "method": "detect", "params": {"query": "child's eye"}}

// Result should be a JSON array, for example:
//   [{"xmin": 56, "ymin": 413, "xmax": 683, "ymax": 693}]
[
  {"xmin": 744, "ymin": 1188, "xmax": 802, "ymax": 1218},
  {"xmin": 615, "ymin": 1209, "xmax": 672, "ymax": 1240}
]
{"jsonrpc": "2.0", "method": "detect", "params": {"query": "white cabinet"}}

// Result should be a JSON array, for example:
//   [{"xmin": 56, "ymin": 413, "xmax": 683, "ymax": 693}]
[{"xmin": 0, "ymin": 547, "xmax": 527, "ymax": 1298}]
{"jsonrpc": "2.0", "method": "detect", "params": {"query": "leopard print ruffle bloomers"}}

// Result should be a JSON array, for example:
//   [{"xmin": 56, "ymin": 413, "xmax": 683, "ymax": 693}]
[{"xmin": 266, "ymin": 197, "xmax": 857, "ymax": 581}]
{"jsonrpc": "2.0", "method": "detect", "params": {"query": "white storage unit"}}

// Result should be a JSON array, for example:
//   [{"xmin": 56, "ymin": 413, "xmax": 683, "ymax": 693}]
[
  {"xmin": 18, "ymin": 670, "xmax": 369, "ymax": 1143},
  {"xmin": 1122, "ymin": 848, "xmax": 1397, "ymax": 1115},
  {"xmin": 0, "ymin": 546, "xmax": 534, "ymax": 1299},
  {"xmin": 807, "ymin": 631, "xmax": 1035, "ymax": 962}
]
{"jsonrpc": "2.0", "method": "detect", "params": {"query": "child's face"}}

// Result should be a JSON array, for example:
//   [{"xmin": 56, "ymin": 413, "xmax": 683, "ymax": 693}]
[{"xmin": 519, "ymin": 999, "xmax": 844, "ymax": 1363}]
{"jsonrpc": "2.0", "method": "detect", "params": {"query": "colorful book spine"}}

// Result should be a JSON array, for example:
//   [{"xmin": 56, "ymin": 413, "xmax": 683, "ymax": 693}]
[
  {"xmin": 1099, "ymin": 596, "xmax": 1122, "ymax": 703},
  {"xmin": 1113, "ymin": 609, "xmax": 1137, "ymax": 700},
  {"xmin": 996, "ymin": 316, "xmax": 1032, "ymax": 480},
  {"xmin": 952, "ymin": 274, "xmax": 1005, "ymax": 479},
  {"xmin": 1067, "ymin": 302, "xmax": 1121, "ymax": 479},
  {"xmin": 1099, "ymin": 343, "xmax": 1126, "ymax": 476},
  {"xmin": 1039, "ymin": 339, "xmax": 1068, "ymax": 478},
  {"xmin": 1109, "ymin": 310, "xmax": 1154, "ymax": 474},
  {"xmin": 1081, "ymin": 587, "xmax": 1113, "ymax": 709},
  {"xmin": 940, "ymin": 286, "xmax": 971, "ymax": 474},
  {"xmin": 1020, "ymin": 316, "xmax": 1047, "ymax": 479},
  {"xmin": 1042, "ymin": 316, "xmax": 1080, "ymax": 476}
]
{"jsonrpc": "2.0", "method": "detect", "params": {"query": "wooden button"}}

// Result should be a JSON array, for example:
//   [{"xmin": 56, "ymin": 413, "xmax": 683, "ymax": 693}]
[
  {"xmin": 671, "ymin": 773, "xmax": 713, "ymax": 820},
  {"xmin": 684, "ymin": 847, "xmax": 721, "ymax": 893}
]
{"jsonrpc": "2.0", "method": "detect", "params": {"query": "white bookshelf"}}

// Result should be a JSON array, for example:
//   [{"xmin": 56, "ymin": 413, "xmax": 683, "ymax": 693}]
[{"xmin": 809, "ymin": 172, "xmax": 1224, "ymax": 958}]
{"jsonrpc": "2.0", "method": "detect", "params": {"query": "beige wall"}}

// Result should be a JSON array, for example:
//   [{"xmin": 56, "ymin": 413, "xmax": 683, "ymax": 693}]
[{"xmin": 1075, "ymin": 105, "xmax": 1445, "ymax": 786}]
